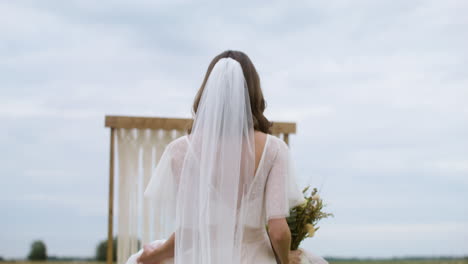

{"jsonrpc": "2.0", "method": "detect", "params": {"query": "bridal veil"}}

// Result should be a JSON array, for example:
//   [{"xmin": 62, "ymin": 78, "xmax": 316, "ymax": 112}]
[
  {"xmin": 144, "ymin": 57, "xmax": 304, "ymax": 263},
  {"xmin": 146, "ymin": 58, "xmax": 255, "ymax": 263}
]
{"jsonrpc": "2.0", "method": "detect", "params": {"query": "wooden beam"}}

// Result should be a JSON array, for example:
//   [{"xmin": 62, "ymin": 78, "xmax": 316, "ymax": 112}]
[
  {"xmin": 107, "ymin": 128, "xmax": 115, "ymax": 264},
  {"xmin": 270, "ymin": 123, "xmax": 296, "ymax": 135},
  {"xmin": 105, "ymin": 115, "xmax": 296, "ymax": 134},
  {"xmin": 105, "ymin": 115, "xmax": 190, "ymax": 131},
  {"xmin": 283, "ymin": 133, "xmax": 290, "ymax": 146}
]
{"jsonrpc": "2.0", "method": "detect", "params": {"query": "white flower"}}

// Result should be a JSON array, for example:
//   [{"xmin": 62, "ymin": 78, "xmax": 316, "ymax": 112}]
[
  {"xmin": 311, "ymin": 194, "xmax": 320, "ymax": 201},
  {"xmin": 305, "ymin": 224, "xmax": 315, "ymax": 237}
]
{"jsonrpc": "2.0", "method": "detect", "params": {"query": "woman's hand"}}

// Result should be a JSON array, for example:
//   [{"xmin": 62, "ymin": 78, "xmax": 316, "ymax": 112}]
[
  {"xmin": 137, "ymin": 245, "xmax": 165, "ymax": 264},
  {"xmin": 288, "ymin": 249, "xmax": 303, "ymax": 264}
]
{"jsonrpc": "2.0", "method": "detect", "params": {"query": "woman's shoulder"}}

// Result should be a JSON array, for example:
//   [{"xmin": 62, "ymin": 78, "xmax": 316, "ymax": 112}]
[
  {"xmin": 266, "ymin": 134, "xmax": 289, "ymax": 152},
  {"xmin": 165, "ymin": 135, "xmax": 189, "ymax": 154},
  {"xmin": 261, "ymin": 134, "xmax": 289, "ymax": 166}
]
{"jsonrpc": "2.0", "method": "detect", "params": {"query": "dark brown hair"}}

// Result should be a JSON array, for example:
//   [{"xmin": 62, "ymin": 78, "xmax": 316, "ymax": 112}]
[{"xmin": 190, "ymin": 50, "xmax": 271, "ymax": 134}]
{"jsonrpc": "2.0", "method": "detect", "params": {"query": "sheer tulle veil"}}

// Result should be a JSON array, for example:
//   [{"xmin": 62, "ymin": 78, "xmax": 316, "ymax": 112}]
[
  {"xmin": 141, "ymin": 57, "xmax": 309, "ymax": 264},
  {"xmin": 176, "ymin": 58, "xmax": 255, "ymax": 263}
]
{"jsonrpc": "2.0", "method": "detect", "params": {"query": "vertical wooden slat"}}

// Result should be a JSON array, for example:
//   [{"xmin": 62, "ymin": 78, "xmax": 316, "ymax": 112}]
[
  {"xmin": 107, "ymin": 128, "xmax": 115, "ymax": 264},
  {"xmin": 283, "ymin": 133, "xmax": 289, "ymax": 145}
]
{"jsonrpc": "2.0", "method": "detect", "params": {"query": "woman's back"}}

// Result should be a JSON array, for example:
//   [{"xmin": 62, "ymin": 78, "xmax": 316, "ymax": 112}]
[
  {"xmin": 162, "ymin": 133, "xmax": 301, "ymax": 262},
  {"xmin": 139, "ymin": 52, "xmax": 303, "ymax": 264}
]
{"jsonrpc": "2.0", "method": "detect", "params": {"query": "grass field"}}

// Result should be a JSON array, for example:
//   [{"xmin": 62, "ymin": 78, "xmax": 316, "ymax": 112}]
[{"xmin": 2, "ymin": 259, "xmax": 467, "ymax": 264}]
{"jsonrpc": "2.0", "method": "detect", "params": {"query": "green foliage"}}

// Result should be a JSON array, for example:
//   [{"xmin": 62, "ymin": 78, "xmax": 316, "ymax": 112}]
[
  {"xmin": 286, "ymin": 187, "xmax": 333, "ymax": 250},
  {"xmin": 95, "ymin": 238, "xmax": 117, "ymax": 261},
  {"xmin": 95, "ymin": 237, "xmax": 141, "ymax": 261},
  {"xmin": 27, "ymin": 240, "xmax": 47, "ymax": 261}
]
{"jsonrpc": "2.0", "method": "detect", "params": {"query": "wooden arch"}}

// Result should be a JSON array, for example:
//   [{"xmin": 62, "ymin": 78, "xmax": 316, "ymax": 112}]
[{"xmin": 104, "ymin": 115, "xmax": 296, "ymax": 264}]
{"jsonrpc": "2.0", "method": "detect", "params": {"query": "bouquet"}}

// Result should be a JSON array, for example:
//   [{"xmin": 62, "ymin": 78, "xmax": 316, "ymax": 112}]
[{"xmin": 287, "ymin": 186, "xmax": 333, "ymax": 250}]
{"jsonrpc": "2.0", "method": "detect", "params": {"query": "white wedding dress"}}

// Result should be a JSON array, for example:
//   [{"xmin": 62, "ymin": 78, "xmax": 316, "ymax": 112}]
[
  {"xmin": 126, "ymin": 134, "xmax": 328, "ymax": 264},
  {"xmin": 126, "ymin": 58, "xmax": 327, "ymax": 264}
]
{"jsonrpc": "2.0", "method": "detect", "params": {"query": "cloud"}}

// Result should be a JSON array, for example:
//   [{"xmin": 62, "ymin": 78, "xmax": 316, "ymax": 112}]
[{"xmin": 1, "ymin": 0, "xmax": 467, "ymax": 258}]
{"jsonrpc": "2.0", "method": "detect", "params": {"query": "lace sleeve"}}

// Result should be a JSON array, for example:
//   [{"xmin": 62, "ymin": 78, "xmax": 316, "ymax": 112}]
[{"xmin": 265, "ymin": 139, "xmax": 304, "ymax": 221}]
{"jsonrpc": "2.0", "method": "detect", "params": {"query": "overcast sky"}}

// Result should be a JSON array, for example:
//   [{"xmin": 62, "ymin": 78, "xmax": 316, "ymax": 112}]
[{"xmin": 1, "ymin": 0, "xmax": 467, "ymax": 259}]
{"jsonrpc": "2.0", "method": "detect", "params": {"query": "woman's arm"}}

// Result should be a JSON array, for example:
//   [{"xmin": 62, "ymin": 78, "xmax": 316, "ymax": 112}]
[
  {"xmin": 137, "ymin": 232, "xmax": 175, "ymax": 264},
  {"xmin": 268, "ymin": 218, "xmax": 291, "ymax": 264},
  {"xmin": 159, "ymin": 232, "xmax": 175, "ymax": 258}
]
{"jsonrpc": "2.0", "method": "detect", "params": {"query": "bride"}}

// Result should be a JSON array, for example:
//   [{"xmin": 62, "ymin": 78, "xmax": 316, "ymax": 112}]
[{"xmin": 126, "ymin": 50, "xmax": 327, "ymax": 264}]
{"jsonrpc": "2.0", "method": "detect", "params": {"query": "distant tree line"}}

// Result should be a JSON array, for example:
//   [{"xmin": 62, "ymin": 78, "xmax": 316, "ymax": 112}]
[
  {"xmin": 95, "ymin": 237, "xmax": 141, "ymax": 261},
  {"xmin": 14, "ymin": 237, "xmax": 140, "ymax": 262},
  {"xmin": 95, "ymin": 237, "xmax": 117, "ymax": 261},
  {"xmin": 2, "ymin": 240, "xmax": 468, "ymax": 262},
  {"xmin": 28, "ymin": 240, "xmax": 47, "ymax": 261}
]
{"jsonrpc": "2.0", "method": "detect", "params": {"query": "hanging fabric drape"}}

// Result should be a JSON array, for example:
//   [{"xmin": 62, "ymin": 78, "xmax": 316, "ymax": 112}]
[{"xmin": 115, "ymin": 128, "xmax": 183, "ymax": 264}]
